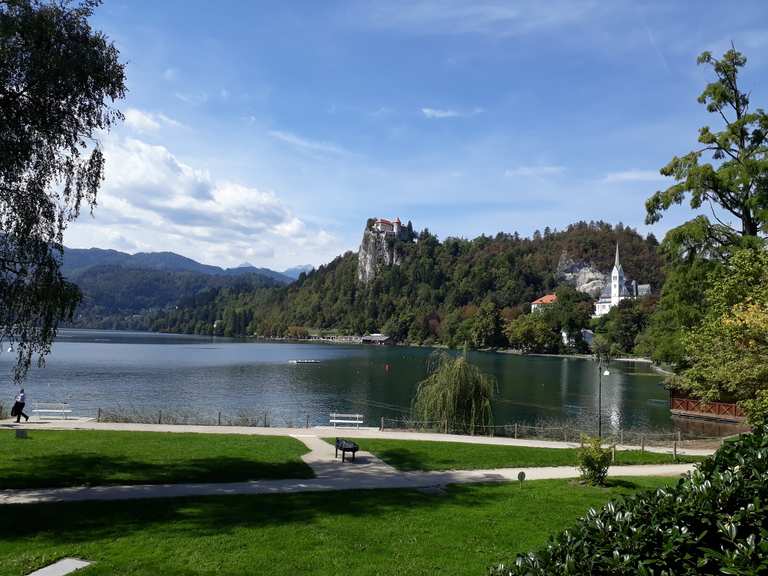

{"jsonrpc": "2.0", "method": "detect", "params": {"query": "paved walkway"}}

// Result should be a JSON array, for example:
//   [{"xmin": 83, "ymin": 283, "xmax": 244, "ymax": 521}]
[
  {"xmin": 0, "ymin": 428, "xmax": 695, "ymax": 505},
  {"xmin": 0, "ymin": 418, "xmax": 716, "ymax": 456},
  {"xmin": 0, "ymin": 462, "xmax": 694, "ymax": 505}
]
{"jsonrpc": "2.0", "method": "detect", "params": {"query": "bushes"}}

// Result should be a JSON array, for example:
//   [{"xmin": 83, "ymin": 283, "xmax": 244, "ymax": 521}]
[
  {"xmin": 577, "ymin": 435, "xmax": 612, "ymax": 486},
  {"xmin": 492, "ymin": 429, "xmax": 768, "ymax": 575}
]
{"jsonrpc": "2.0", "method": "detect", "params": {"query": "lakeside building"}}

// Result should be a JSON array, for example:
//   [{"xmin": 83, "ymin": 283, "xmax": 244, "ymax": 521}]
[
  {"xmin": 361, "ymin": 333, "xmax": 392, "ymax": 345},
  {"xmin": 531, "ymin": 293, "xmax": 557, "ymax": 312},
  {"xmin": 593, "ymin": 244, "xmax": 651, "ymax": 317}
]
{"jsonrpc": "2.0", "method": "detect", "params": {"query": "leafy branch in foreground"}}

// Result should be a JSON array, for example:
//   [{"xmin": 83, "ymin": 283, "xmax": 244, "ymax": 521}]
[{"xmin": 0, "ymin": 0, "xmax": 126, "ymax": 381}]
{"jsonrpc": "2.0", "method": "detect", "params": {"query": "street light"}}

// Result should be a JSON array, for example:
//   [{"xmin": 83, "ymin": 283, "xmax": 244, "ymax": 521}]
[{"xmin": 598, "ymin": 360, "xmax": 610, "ymax": 439}]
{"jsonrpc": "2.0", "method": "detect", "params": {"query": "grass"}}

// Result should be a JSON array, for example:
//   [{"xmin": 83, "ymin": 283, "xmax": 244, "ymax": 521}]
[
  {"xmin": 0, "ymin": 477, "xmax": 676, "ymax": 576},
  {"xmin": 0, "ymin": 430, "xmax": 313, "ymax": 489},
  {"xmin": 324, "ymin": 438, "xmax": 704, "ymax": 471}
]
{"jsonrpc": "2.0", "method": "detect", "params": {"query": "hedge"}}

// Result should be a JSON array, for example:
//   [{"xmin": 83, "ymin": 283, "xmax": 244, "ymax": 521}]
[{"xmin": 491, "ymin": 429, "xmax": 768, "ymax": 575}]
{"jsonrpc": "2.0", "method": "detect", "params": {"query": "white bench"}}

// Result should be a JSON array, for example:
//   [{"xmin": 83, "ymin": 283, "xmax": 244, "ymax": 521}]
[
  {"xmin": 32, "ymin": 403, "xmax": 72, "ymax": 420},
  {"xmin": 330, "ymin": 412, "xmax": 364, "ymax": 428}
]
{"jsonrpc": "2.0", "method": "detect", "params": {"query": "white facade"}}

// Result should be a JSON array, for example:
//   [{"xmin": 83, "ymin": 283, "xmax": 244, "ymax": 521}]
[
  {"xmin": 593, "ymin": 244, "xmax": 649, "ymax": 317},
  {"xmin": 373, "ymin": 218, "xmax": 402, "ymax": 235}
]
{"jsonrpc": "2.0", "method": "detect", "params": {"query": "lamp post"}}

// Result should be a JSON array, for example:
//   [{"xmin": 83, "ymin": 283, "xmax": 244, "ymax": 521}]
[{"xmin": 598, "ymin": 359, "xmax": 610, "ymax": 439}]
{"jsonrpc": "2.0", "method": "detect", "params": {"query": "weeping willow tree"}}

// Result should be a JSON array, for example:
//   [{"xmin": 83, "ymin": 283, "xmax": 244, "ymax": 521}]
[{"xmin": 411, "ymin": 349, "xmax": 496, "ymax": 435}]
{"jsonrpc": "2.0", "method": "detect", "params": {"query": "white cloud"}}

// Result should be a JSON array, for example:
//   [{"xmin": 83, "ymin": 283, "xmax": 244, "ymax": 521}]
[
  {"xmin": 175, "ymin": 91, "xmax": 208, "ymax": 106},
  {"xmin": 422, "ymin": 107, "xmax": 459, "ymax": 119},
  {"xmin": 600, "ymin": 169, "xmax": 666, "ymax": 183},
  {"xmin": 360, "ymin": 0, "xmax": 595, "ymax": 37},
  {"xmin": 124, "ymin": 108, "xmax": 184, "ymax": 133},
  {"xmin": 67, "ymin": 136, "xmax": 340, "ymax": 268},
  {"xmin": 421, "ymin": 106, "xmax": 483, "ymax": 119},
  {"xmin": 268, "ymin": 130, "xmax": 357, "ymax": 158},
  {"xmin": 504, "ymin": 165, "xmax": 564, "ymax": 177}
]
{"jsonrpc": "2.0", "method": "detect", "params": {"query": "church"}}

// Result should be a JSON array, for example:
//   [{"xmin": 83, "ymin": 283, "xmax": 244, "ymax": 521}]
[{"xmin": 593, "ymin": 244, "xmax": 651, "ymax": 317}]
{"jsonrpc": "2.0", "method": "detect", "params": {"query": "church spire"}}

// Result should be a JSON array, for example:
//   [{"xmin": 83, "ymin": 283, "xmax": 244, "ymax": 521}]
[{"xmin": 614, "ymin": 243, "xmax": 620, "ymax": 269}]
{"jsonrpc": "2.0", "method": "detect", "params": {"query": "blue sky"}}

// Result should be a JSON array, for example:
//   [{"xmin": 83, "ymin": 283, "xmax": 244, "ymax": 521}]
[{"xmin": 67, "ymin": 0, "xmax": 768, "ymax": 269}]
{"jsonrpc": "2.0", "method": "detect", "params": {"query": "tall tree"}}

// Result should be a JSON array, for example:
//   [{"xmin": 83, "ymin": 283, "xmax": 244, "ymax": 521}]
[
  {"xmin": 0, "ymin": 0, "xmax": 125, "ymax": 381},
  {"xmin": 645, "ymin": 47, "xmax": 768, "ymax": 252},
  {"xmin": 674, "ymin": 248, "xmax": 768, "ymax": 425}
]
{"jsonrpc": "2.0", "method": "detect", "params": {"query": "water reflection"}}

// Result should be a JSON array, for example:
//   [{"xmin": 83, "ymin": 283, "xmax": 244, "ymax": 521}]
[{"xmin": 0, "ymin": 329, "xmax": 686, "ymax": 432}]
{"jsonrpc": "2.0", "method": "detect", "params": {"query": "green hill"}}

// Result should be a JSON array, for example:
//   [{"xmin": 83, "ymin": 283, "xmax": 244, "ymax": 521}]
[{"xmin": 150, "ymin": 221, "xmax": 662, "ymax": 346}]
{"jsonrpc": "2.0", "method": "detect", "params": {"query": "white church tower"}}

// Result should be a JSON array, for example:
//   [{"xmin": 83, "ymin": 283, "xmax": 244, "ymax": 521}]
[
  {"xmin": 610, "ymin": 243, "xmax": 624, "ymax": 308},
  {"xmin": 594, "ymin": 242, "xmax": 644, "ymax": 317}
]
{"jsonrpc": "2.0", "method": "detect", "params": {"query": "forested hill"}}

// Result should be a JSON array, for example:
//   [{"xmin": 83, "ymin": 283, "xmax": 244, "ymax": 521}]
[
  {"xmin": 62, "ymin": 246, "xmax": 295, "ymax": 284},
  {"xmin": 150, "ymin": 221, "xmax": 663, "ymax": 345},
  {"xmin": 66, "ymin": 267, "xmax": 281, "ymax": 331}
]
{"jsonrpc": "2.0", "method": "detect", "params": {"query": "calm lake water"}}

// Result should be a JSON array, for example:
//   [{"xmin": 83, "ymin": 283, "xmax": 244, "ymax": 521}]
[{"xmin": 0, "ymin": 329, "xmax": 699, "ymax": 434}]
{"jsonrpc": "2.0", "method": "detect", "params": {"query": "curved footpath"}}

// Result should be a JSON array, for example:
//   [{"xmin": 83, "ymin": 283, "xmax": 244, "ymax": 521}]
[{"xmin": 0, "ymin": 420, "xmax": 699, "ymax": 505}]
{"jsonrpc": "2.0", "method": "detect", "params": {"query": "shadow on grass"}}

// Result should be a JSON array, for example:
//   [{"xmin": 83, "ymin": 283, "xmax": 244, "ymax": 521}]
[
  {"xmin": 0, "ymin": 483, "xmax": 510, "ymax": 545},
  {"xmin": 372, "ymin": 448, "xmax": 435, "ymax": 471},
  {"xmin": 0, "ymin": 453, "xmax": 314, "ymax": 490},
  {"xmin": 0, "ymin": 479, "xmax": 668, "ymax": 553}
]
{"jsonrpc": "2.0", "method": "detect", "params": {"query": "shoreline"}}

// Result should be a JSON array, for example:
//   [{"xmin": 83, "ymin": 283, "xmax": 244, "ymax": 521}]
[{"xmin": 63, "ymin": 328, "xmax": 672, "ymax": 369}]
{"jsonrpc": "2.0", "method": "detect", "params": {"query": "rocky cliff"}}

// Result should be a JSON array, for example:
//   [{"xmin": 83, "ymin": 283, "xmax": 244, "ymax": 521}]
[
  {"xmin": 556, "ymin": 251, "xmax": 609, "ymax": 297},
  {"xmin": 357, "ymin": 222, "xmax": 411, "ymax": 283}
]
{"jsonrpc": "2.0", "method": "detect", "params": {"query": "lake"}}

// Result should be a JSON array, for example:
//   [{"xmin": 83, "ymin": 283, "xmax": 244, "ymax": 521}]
[{"xmin": 0, "ymin": 329, "xmax": 716, "ymax": 435}]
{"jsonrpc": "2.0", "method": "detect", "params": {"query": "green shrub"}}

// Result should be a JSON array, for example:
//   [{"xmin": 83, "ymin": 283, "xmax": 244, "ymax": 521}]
[
  {"xmin": 491, "ymin": 429, "xmax": 768, "ymax": 575},
  {"xmin": 577, "ymin": 435, "xmax": 612, "ymax": 486}
]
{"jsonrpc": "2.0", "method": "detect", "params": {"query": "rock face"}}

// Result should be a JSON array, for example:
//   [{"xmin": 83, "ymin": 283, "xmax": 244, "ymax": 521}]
[
  {"xmin": 556, "ymin": 252, "xmax": 609, "ymax": 297},
  {"xmin": 357, "ymin": 220, "xmax": 409, "ymax": 283}
]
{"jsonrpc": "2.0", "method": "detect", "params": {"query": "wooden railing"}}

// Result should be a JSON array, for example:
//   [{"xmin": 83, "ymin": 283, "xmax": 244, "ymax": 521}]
[{"xmin": 670, "ymin": 397, "xmax": 745, "ymax": 421}]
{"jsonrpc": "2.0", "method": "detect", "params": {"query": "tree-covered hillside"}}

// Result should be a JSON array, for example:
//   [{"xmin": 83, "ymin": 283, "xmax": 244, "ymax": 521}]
[
  {"xmin": 150, "ymin": 221, "xmax": 662, "ymax": 345},
  {"xmin": 67, "ymin": 267, "xmax": 280, "ymax": 331}
]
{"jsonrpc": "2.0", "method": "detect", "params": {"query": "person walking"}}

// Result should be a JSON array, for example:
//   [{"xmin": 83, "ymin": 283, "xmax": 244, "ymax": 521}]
[{"xmin": 11, "ymin": 388, "xmax": 28, "ymax": 423}]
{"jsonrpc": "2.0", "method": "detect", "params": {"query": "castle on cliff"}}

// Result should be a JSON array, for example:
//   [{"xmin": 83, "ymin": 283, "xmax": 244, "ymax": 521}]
[
  {"xmin": 372, "ymin": 217, "xmax": 402, "ymax": 235},
  {"xmin": 357, "ymin": 217, "xmax": 412, "ymax": 283}
]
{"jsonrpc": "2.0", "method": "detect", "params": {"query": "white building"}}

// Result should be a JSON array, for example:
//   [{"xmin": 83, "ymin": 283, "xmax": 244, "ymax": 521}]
[
  {"xmin": 373, "ymin": 217, "xmax": 402, "ymax": 235},
  {"xmin": 593, "ymin": 244, "xmax": 651, "ymax": 317}
]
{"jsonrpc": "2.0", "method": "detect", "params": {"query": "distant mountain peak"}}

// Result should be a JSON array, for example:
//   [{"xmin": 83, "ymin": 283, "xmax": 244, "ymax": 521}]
[{"xmin": 282, "ymin": 264, "xmax": 314, "ymax": 280}]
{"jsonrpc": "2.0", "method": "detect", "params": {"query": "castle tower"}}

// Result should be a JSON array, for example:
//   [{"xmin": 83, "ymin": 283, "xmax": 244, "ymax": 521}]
[{"xmin": 610, "ymin": 243, "xmax": 624, "ymax": 307}]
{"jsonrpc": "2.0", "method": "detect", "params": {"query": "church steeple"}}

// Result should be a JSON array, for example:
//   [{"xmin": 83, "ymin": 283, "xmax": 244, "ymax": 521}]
[{"xmin": 610, "ymin": 243, "xmax": 624, "ymax": 307}]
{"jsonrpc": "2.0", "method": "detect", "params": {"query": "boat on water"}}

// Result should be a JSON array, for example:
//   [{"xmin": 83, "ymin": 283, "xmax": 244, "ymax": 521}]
[{"xmin": 289, "ymin": 359, "xmax": 320, "ymax": 364}]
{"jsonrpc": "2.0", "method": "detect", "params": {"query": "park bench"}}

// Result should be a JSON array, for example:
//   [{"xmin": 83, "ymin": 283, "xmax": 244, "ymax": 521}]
[
  {"xmin": 335, "ymin": 438, "xmax": 359, "ymax": 462},
  {"xmin": 329, "ymin": 412, "xmax": 363, "ymax": 428},
  {"xmin": 32, "ymin": 402, "xmax": 72, "ymax": 420}
]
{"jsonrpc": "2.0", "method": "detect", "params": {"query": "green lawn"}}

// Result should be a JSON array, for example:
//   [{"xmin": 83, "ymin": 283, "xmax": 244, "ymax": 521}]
[
  {"xmin": 326, "ymin": 438, "xmax": 703, "ymax": 471},
  {"xmin": 0, "ymin": 430, "xmax": 313, "ymax": 489},
  {"xmin": 0, "ymin": 477, "xmax": 676, "ymax": 576}
]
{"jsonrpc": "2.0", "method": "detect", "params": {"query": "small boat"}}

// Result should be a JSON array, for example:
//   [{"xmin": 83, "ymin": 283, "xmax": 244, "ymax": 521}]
[{"xmin": 289, "ymin": 359, "xmax": 320, "ymax": 364}]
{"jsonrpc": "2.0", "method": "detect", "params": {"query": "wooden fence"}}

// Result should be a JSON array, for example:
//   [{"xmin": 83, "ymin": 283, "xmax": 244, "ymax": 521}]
[{"xmin": 670, "ymin": 397, "xmax": 745, "ymax": 422}]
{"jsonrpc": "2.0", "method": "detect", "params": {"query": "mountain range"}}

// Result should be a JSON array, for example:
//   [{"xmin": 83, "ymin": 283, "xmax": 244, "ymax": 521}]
[
  {"xmin": 60, "ymin": 247, "xmax": 313, "ymax": 330},
  {"xmin": 62, "ymin": 246, "xmax": 312, "ymax": 283}
]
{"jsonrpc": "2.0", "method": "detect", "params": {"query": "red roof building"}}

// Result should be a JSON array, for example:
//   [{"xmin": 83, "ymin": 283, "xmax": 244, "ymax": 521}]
[{"xmin": 531, "ymin": 294, "xmax": 557, "ymax": 311}]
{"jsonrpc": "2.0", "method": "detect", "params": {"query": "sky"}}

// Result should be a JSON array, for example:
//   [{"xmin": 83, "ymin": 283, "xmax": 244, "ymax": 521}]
[{"xmin": 66, "ymin": 0, "xmax": 768, "ymax": 270}]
